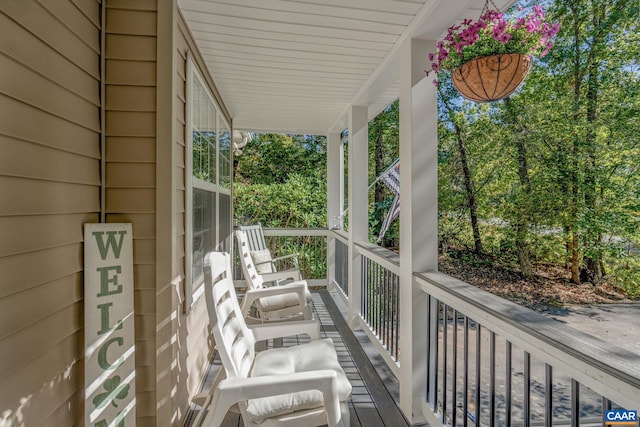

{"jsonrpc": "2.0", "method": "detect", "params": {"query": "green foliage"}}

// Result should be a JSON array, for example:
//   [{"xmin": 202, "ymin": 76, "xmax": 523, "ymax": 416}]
[
  {"xmin": 234, "ymin": 172, "xmax": 326, "ymax": 228},
  {"xmin": 235, "ymin": 133, "xmax": 326, "ymax": 185},
  {"xmin": 368, "ymin": 101, "xmax": 400, "ymax": 247},
  {"xmin": 437, "ymin": 0, "xmax": 639, "ymax": 294}
]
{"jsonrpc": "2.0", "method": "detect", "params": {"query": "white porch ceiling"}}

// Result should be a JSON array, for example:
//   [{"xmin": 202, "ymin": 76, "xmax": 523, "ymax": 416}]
[{"xmin": 178, "ymin": 0, "xmax": 510, "ymax": 134}]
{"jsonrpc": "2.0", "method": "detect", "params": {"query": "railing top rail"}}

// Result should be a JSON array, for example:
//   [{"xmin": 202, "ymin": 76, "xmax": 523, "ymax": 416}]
[
  {"xmin": 355, "ymin": 240, "xmax": 400, "ymax": 275},
  {"xmin": 330, "ymin": 229, "xmax": 349, "ymax": 243},
  {"xmin": 256, "ymin": 227, "xmax": 328, "ymax": 237},
  {"xmin": 416, "ymin": 270, "xmax": 640, "ymax": 409}
]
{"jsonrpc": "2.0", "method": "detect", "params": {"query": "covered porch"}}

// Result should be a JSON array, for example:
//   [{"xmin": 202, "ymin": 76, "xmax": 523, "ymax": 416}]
[
  {"xmin": 1, "ymin": 0, "xmax": 639, "ymax": 426},
  {"xmin": 202, "ymin": 229, "xmax": 640, "ymax": 425}
]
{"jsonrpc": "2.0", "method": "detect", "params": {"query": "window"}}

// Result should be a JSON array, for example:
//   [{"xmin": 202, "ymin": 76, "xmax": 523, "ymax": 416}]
[{"xmin": 186, "ymin": 57, "xmax": 232, "ymax": 306}]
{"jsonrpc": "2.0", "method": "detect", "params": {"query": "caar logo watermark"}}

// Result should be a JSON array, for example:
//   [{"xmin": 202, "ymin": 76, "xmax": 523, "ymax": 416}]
[{"xmin": 605, "ymin": 410, "xmax": 638, "ymax": 426}]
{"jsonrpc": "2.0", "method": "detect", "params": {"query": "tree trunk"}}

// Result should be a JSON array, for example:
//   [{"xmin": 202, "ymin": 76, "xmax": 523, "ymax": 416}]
[
  {"xmin": 438, "ymin": 87, "xmax": 483, "ymax": 254},
  {"xmin": 581, "ymin": 4, "xmax": 607, "ymax": 284},
  {"xmin": 569, "ymin": 0, "xmax": 582, "ymax": 284},
  {"xmin": 454, "ymin": 127, "xmax": 483, "ymax": 254},
  {"xmin": 505, "ymin": 97, "xmax": 533, "ymax": 278}
]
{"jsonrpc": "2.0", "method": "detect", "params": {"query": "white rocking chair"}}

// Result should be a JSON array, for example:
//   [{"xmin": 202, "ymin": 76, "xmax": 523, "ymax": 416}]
[
  {"xmin": 238, "ymin": 223, "xmax": 302, "ymax": 280},
  {"xmin": 236, "ymin": 229, "xmax": 312, "ymax": 321},
  {"xmin": 194, "ymin": 252, "xmax": 351, "ymax": 427}
]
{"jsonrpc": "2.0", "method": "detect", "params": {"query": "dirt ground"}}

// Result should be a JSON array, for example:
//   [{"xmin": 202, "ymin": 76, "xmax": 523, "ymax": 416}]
[{"xmin": 438, "ymin": 250, "xmax": 633, "ymax": 311}]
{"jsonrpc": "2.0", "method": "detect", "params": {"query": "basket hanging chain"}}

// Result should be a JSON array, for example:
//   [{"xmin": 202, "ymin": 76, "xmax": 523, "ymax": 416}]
[{"xmin": 480, "ymin": 0, "xmax": 501, "ymax": 16}]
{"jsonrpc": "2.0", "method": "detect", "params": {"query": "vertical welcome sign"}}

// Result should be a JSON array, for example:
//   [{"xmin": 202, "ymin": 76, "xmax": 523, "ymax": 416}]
[{"xmin": 84, "ymin": 223, "xmax": 136, "ymax": 426}]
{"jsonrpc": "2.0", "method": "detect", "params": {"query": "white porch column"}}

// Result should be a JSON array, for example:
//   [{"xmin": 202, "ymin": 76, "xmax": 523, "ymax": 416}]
[
  {"xmin": 347, "ymin": 106, "xmax": 368, "ymax": 328},
  {"xmin": 398, "ymin": 37, "xmax": 438, "ymax": 424},
  {"xmin": 326, "ymin": 131, "xmax": 341, "ymax": 287}
]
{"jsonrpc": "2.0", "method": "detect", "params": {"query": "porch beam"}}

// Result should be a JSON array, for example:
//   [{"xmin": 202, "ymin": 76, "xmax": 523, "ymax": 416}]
[
  {"xmin": 398, "ymin": 37, "xmax": 437, "ymax": 424},
  {"xmin": 347, "ymin": 105, "xmax": 368, "ymax": 328}
]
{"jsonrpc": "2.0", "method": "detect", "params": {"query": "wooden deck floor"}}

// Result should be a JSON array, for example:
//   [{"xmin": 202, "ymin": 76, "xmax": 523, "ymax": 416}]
[{"xmin": 185, "ymin": 290, "xmax": 410, "ymax": 427}]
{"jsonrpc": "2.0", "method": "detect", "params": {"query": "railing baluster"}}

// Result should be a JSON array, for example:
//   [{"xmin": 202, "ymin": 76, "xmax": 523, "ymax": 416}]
[
  {"xmin": 545, "ymin": 364, "xmax": 553, "ymax": 427},
  {"xmin": 490, "ymin": 331, "xmax": 496, "ymax": 427},
  {"xmin": 524, "ymin": 351, "xmax": 531, "ymax": 427},
  {"xmin": 452, "ymin": 309, "xmax": 458, "ymax": 427},
  {"xmin": 443, "ymin": 304, "xmax": 448, "ymax": 422},
  {"xmin": 571, "ymin": 379, "xmax": 580, "ymax": 427},
  {"xmin": 430, "ymin": 297, "xmax": 439, "ymax": 412},
  {"xmin": 393, "ymin": 276, "xmax": 400, "ymax": 360},
  {"xmin": 475, "ymin": 323, "xmax": 481, "ymax": 426},
  {"xmin": 602, "ymin": 397, "xmax": 611, "ymax": 426},
  {"xmin": 506, "ymin": 340, "xmax": 512, "ymax": 427},
  {"xmin": 426, "ymin": 294, "xmax": 432, "ymax": 403},
  {"xmin": 464, "ymin": 316, "xmax": 469, "ymax": 427}
]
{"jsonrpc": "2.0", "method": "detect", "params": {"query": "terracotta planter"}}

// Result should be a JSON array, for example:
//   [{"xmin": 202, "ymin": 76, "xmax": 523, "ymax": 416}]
[{"xmin": 452, "ymin": 53, "xmax": 532, "ymax": 102}]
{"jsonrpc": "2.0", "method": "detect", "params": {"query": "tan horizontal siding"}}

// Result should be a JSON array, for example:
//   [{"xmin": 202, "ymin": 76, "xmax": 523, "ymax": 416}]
[
  {"xmin": 2, "ymin": 0, "xmax": 99, "ymax": 78},
  {"xmin": 0, "ymin": 54, "xmax": 99, "ymax": 130},
  {"xmin": 106, "ymin": 86, "xmax": 156, "ymax": 112},
  {"xmin": 136, "ymin": 392, "xmax": 157, "ymax": 418},
  {"xmin": 46, "ymin": 390, "xmax": 83, "ymax": 427},
  {"xmin": 0, "ymin": 95, "xmax": 100, "ymax": 158},
  {"xmin": 0, "ymin": 176, "xmax": 99, "ymax": 215},
  {"xmin": 135, "ymin": 314, "xmax": 157, "ymax": 342},
  {"xmin": 0, "ymin": 301, "xmax": 81, "ymax": 380},
  {"xmin": 106, "ymin": 8, "xmax": 157, "ymax": 36},
  {"xmin": 0, "ymin": 213, "xmax": 96, "ymax": 258},
  {"xmin": 105, "ymin": 188, "xmax": 155, "ymax": 213},
  {"xmin": 106, "ymin": 111, "xmax": 156, "ymax": 137},
  {"xmin": 106, "ymin": 162, "xmax": 156, "ymax": 188},
  {"xmin": 0, "ymin": 273, "xmax": 82, "ymax": 339},
  {"xmin": 104, "ymin": 4, "xmax": 159, "ymax": 424},
  {"xmin": 71, "ymin": 0, "xmax": 100, "ymax": 27},
  {"xmin": 0, "ymin": 135, "xmax": 99, "ymax": 184},
  {"xmin": 0, "ymin": 333, "xmax": 82, "ymax": 426},
  {"xmin": 105, "ymin": 136, "xmax": 156, "ymax": 162},
  {"xmin": 0, "ymin": 13, "xmax": 99, "ymax": 105},
  {"xmin": 106, "ymin": 212, "xmax": 157, "ymax": 238},
  {"xmin": 135, "ymin": 340, "xmax": 157, "ymax": 368},
  {"xmin": 106, "ymin": 59, "xmax": 157, "ymax": 86},
  {"xmin": 134, "ymin": 289, "xmax": 156, "ymax": 314},
  {"xmin": 133, "ymin": 263, "xmax": 156, "ymax": 290},
  {"xmin": 0, "ymin": 244, "xmax": 82, "ymax": 299},
  {"xmin": 107, "ymin": 0, "xmax": 157, "ymax": 11},
  {"xmin": 133, "ymin": 238, "xmax": 157, "ymax": 265},
  {"xmin": 37, "ymin": 0, "xmax": 100, "ymax": 52},
  {"xmin": 106, "ymin": 33, "xmax": 157, "ymax": 61}
]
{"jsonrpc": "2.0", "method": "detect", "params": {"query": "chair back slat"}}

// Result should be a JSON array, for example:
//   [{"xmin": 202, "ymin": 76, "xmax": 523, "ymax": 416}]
[
  {"xmin": 204, "ymin": 252, "xmax": 255, "ymax": 379},
  {"xmin": 238, "ymin": 223, "xmax": 267, "ymax": 251},
  {"xmin": 236, "ymin": 230, "xmax": 265, "ymax": 289}
]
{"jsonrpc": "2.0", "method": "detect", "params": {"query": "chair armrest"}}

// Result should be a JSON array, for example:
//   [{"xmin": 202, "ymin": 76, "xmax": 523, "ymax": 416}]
[
  {"xmin": 239, "ymin": 283, "xmax": 307, "ymax": 314},
  {"xmin": 248, "ymin": 319, "xmax": 320, "ymax": 341},
  {"xmin": 254, "ymin": 254, "xmax": 299, "ymax": 267},
  {"xmin": 200, "ymin": 371, "xmax": 340, "ymax": 427},
  {"xmin": 270, "ymin": 253, "xmax": 299, "ymax": 264},
  {"xmin": 261, "ymin": 270, "xmax": 304, "ymax": 283}
]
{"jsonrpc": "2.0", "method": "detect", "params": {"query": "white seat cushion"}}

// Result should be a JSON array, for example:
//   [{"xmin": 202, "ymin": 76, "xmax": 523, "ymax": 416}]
[
  {"xmin": 256, "ymin": 288, "xmax": 312, "ymax": 313},
  {"xmin": 246, "ymin": 338, "xmax": 352, "ymax": 423},
  {"xmin": 250, "ymin": 249, "xmax": 274, "ymax": 274}
]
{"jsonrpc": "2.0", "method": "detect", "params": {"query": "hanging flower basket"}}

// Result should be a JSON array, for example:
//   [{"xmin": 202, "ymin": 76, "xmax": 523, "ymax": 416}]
[
  {"xmin": 451, "ymin": 53, "xmax": 532, "ymax": 102},
  {"xmin": 425, "ymin": 4, "xmax": 559, "ymax": 102}
]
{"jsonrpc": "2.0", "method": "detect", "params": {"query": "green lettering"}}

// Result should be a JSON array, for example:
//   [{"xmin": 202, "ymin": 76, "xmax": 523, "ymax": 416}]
[
  {"xmin": 98, "ymin": 337, "xmax": 124, "ymax": 370},
  {"xmin": 97, "ymin": 302, "xmax": 123, "ymax": 335},
  {"xmin": 96, "ymin": 266, "xmax": 123, "ymax": 297},
  {"xmin": 95, "ymin": 412, "xmax": 125, "ymax": 427},
  {"xmin": 92, "ymin": 231, "xmax": 127, "ymax": 260}
]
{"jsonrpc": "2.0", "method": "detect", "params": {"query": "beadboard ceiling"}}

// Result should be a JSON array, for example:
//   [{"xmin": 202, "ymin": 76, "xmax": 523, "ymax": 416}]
[{"xmin": 178, "ymin": 0, "xmax": 511, "ymax": 134}]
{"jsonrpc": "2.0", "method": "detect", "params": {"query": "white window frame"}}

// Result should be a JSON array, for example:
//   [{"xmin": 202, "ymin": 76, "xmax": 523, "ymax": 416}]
[{"xmin": 185, "ymin": 54, "xmax": 232, "ymax": 311}]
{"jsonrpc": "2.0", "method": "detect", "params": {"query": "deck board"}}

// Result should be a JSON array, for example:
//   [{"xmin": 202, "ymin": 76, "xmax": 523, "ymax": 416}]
[{"xmin": 185, "ymin": 290, "xmax": 410, "ymax": 427}]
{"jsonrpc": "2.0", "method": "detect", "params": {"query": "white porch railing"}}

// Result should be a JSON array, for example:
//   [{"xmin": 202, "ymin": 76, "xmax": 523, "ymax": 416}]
[{"xmin": 266, "ymin": 228, "xmax": 640, "ymax": 426}]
